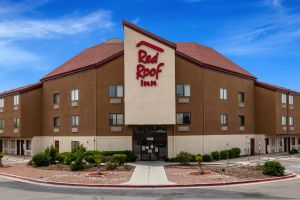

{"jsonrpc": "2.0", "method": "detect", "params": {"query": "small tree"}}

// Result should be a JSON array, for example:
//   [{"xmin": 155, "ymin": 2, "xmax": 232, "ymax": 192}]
[
  {"xmin": 195, "ymin": 154, "xmax": 203, "ymax": 174},
  {"xmin": 176, "ymin": 152, "xmax": 193, "ymax": 166},
  {"xmin": 0, "ymin": 152, "xmax": 4, "ymax": 167}
]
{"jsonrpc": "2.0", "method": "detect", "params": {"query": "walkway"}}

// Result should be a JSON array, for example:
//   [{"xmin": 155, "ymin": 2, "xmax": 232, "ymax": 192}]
[{"xmin": 124, "ymin": 161, "xmax": 175, "ymax": 185}]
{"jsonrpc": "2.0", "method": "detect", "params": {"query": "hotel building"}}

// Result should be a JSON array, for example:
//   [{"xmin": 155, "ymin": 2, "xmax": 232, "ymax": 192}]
[{"xmin": 0, "ymin": 21, "xmax": 299, "ymax": 160}]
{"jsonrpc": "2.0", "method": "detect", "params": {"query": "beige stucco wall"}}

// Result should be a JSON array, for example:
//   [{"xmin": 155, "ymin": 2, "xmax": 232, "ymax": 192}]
[
  {"xmin": 168, "ymin": 134, "xmax": 266, "ymax": 157},
  {"xmin": 124, "ymin": 26, "xmax": 176, "ymax": 125}
]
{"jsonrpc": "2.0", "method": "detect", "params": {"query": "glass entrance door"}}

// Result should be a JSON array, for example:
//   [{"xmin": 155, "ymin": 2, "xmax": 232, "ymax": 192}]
[{"xmin": 133, "ymin": 125, "xmax": 167, "ymax": 161}]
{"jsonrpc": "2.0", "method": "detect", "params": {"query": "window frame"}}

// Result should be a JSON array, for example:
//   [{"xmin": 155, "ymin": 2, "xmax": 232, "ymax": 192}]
[
  {"xmin": 0, "ymin": 98, "xmax": 4, "ymax": 108},
  {"xmin": 71, "ymin": 89, "xmax": 79, "ymax": 102},
  {"xmin": 13, "ymin": 95, "xmax": 19, "ymax": 106},
  {"xmin": 282, "ymin": 93, "xmax": 287, "ymax": 104},
  {"xmin": 0, "ymin": 119, "xmax": 4, "ymax": 129},
  {"xmin": 176, "ymin": 84, "xmax": 191, "ymax": 97},
  {"xmin": 13, "ymin": 118, "xmax": 20, "ymax": 128},
  {"xmin": 238, "ymin": 92, "xmax": 245, "ymax": 103},
  {"xmin": 176, "ymin": 112, "xmax": 191, "ymax": 125},
  {"xmin": 53, "ymin": 117, "xmax": 60, "ymax": 127},
  {"xmin": 220, "ymin": 114, "xmax": 228, "ymax": 125},
  {"xmin": 109, "ymin": 113, "xmax": 124, "ymax": 125},
  {"xmin": 108, "ymin": 85, "xmax": 124, "ymax": 97},
  {"xmin": 26, "ymin": 140, "xmax": 31, "ymax": 150},
  {"xmin": 282, "ymin": 116, "xmax": 287, "ymax": 126},
  {"xmin": 289, "ymin": 117, "xmax": 294, "ymax": 126},
  {"xmin": 238, "ymin": 115, "xmax": 245, "ymax": 126},
  {"xmin": 289, "ymin": 95, "xmax": 294, "ymax": 105},
  {"xmin": 71, "ymin": 115, "xmax": 79, "ymax": 127},
  {"xmin": 53, "ymin": 93, "xmax": 60, "ymax": 105},
  {"xmin": 220, "ymin": 88, "xmax": 228, "ymax": 100}
]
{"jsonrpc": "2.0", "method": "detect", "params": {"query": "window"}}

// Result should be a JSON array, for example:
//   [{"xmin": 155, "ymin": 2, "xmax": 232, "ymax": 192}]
[
  {"xmin": 176, "ymin": 84, "xmax": 191, "ymax": 97},
  {"xmin": 292, "ymin": 137, "xmax": 296, "ymax": 145},
  {"xmin": 13, "ymin": 95, "xmax": 19, "ymax": 106},
  {"xmin": 71, "ymin": 89, "xmax": 79, "ymax": 102},
  {"xmin": 53, "ymin": 117, "xmax": 60, "ymax": 127},
  {"xmin": 220, "ymin": 88, "xmax": 227, "ymax": 100},
  {"xmin": 0, "ymin": 119, "xmax": 4, "ymax": 129},
  {"xmin": 71, "ymin": 141, "xmax": 79, "ymax": 150},
  {"xmin": 176, "ymin": 112, "xmax": 191, "ymax": 125},
  {"xmin": 13, "ymin": 118, "xmax": 20, "ymax": 128},
  {"xmin": 289, "ymin": 117, "xmax": 294, "ymax": 126},
  {"xmin": 109, "ymin": 85, "xmax": 123, "ymax": 97},
  {"xmin": 53, "ymin": 93, "xmax": 60, "ymax": 104},
  {"xmin": 109, "ymin": 113, "xmax": 124, "ymax": 125},
  {"xmin": 221, "ymin": 114, "xmax": 228, "ymax": 125},
  {"xmin": 279, "ymin": 139, "xmax": 283, "ymax": 147},
  {"xmin": 298, "ymin": 137, "xmax": 300, "ymax": 145},
  {"xmin": 26, "ymin": 140, "xmax": 31, "ymax": 150},
  {"xmin": 289, "ymin": 95, "xmax": 294, "ymax": 105},
  {"xmin": 0, "ymin": 98, "xmax": 4, "ymax": 108},
  {"xmin": 10, "ymin": 140, "xmax": 15, "ymax": 149},
  {"xmin": 239, "ymin": 115, "xmax": 245, "ymax": 126},
  {"xmin": 71, "ymin": 115, "xmax": 79, "ymax": 127},
  {"xmin": 238, "ymin": 92, "xmax": 245, "ymax": 103},
  {"xmin": 282, "ymin": 93, "xmax": 287, "ymax": 104},
  {"xmin": 271, "ymin": 138, "xmax": 276, "ymax": 146},
  {"xmin": 281, "ymin": 116, "xmax": 287, "ymax": 126}
]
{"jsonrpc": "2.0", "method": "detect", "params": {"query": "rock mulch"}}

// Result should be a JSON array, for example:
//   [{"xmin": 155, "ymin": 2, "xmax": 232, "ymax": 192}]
[
  {"xmin": 164, "ymin": 164, "xmax": 272, "ymax": 185},
  {"xmin": 0, "ymin": 163, "xmax": 135, "ymax": 185}
]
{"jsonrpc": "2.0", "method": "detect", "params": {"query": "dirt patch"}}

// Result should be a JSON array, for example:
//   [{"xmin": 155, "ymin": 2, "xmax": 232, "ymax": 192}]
[
  {"xmin": 0, "ymin": 163, "xmax": 135, "ymax": 185},
  {"xmin": 164, "ymin": 164, "xmax": 272, "ymax": 185}
]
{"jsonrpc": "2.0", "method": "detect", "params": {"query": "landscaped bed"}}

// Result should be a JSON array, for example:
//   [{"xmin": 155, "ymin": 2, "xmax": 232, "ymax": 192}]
[
  {"xmin": 164, "ymin": 164, "xmax": 286, "ymax": 185},
  {"xmin": 0, "ymin": 163, "xmax": 135, "ymax": 184}
]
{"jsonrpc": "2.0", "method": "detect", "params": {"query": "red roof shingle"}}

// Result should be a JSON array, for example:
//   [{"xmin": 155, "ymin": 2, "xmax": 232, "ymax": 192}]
[{"xmin": 0, "ymin": 82, "xmax": 42, "ymax": 97}]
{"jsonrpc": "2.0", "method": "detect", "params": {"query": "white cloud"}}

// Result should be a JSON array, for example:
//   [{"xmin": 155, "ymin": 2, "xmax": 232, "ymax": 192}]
[
  {"xmin": 131, "ymin": 17, "xmax": 140, "ymax": 24},
  {"xmin": 0, "ymin": 10, "xmax": 114, "ymax": 40},
  {"xmin": 272, "ymin": 0, "xmax": 283, "ymax": 7}
]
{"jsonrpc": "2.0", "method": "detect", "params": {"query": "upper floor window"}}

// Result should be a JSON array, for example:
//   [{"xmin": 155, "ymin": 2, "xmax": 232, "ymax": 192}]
[
  {"xmin": 289, "ymin": 117, "xmax": 294, "ymax": 126},
  {"xmin": 289, "ymin": 95, "xmax": 294, "ymax": 105},
  {"xmin": 176, "ymin": 112, "xmax": 191, "ymax": 125},
  {"xmin": 0, "ymin": 98, "xmax": 4, "ymax": 108},
  {"xmin": 221, "ymin": 114, "xmax": 228, "ymax": 125},
  {"xmin": 282, "ymin": 116, "xmax": 287, "ymax": 126},
  {"xmin": 71, "ymin": 89, "xmax": 79, "ymax": 102},
  {"xmin": 238, "ymin": 92, "xmax": 245, "ymax": 103},
  {"xmin": 53, "ymin": 117, "xmax": 60, "ymax": 127},
  {"xmin": 282, "ymin": 93, "xmax": 287, "ymax": 104},
  {"xmin": 176, "ymin": 84, "xmax": 191, "ymax": 97},
  {"xmin": 13, "ymin": 95, "xmax": 19, "ymax": 106},
  {"xmin": 109, "ymin": 113, "xmax": 124, "ymax": 125},
  {"xmin": 13, "ymin": 118, "xmax": 20, "ymax": 128},
  {"xmin": 0, "ymin": 119, "xmax": 4, "ymax": 129},
  {"xmin": 71, "ymin": 115, "xmax": 79, "ymax": 127},
  {"xmin": 53, "ymin": 93, "xmax": 60, "ymax": 105},
  {"xmin": 109, "ymin": 85, "xmax": 123, "ymax": 97},
  {"xmin": 238, "ymin": 115, "xmax": 245, "ymax": 126},
  {"xmin": 220, "ymin": 88, "xmax": 227, "ymax": 100}
]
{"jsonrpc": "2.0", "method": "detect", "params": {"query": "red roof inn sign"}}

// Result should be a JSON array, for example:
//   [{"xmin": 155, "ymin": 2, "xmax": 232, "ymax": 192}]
[{"xmin": 136, "ymin": 41, "xmax": 165, "ymax": 87}]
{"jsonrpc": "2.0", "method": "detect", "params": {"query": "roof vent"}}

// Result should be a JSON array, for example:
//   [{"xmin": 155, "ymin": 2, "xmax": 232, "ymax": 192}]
[{"xmin": 105, "ymin": 38, "xmax": 123, "ymax": 43}]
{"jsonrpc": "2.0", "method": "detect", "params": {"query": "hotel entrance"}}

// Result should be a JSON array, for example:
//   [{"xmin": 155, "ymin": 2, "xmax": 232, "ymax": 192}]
[{"xmin": 133, "ymin": 125, "xmax": 167, "ymax": 161}]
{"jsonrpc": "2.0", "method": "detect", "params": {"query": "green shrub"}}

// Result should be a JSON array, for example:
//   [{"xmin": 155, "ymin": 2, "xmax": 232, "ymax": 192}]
[
  {"xmin": 27, "ymin": 160, "xmax": 33, "ymax": 166},
  {"xmin": 195, "ymin": 154, "xmax": 203, "ymax": 162},
  {"xmin": 101, "ymin": 151, "xmax": 135, "ymax": 162},
  {"xmin": 289, "ymin": 148, "xmax": 298, "ymax": 155},
  {"xmin": 202, "ymin": 154, "xmax": 212, "ymax": 162},
  {"xmin": 211, "ymin": 151, "xmax": 220, "ymax": 161},
  {"xmin": 85, "ymin": 154, "xmax": 102, "ymax": 164},
  {"xmin": 69, "ymin": 158, "xmax": 85, "ymax": 171},
  {"xmin": 262, "ymin": 161, "xmax": 285, "ymax": 176},
  {"xmin": 105, "ymin": 161, "xmax": 117, "ymax": 170},
  {"xmin": 231, "ymin": 148, "xmax": 241, "ymax": 158},
  {"xmin": 56, "ymin": 152, "xmax": 71, "ymax": 163},
  {"xmin": 0, "ymin": 152, "xmax": 3, "ymax": 159},
  {"xmin": 176, "ymin": 151, "xmax": 193, "ymax": 165},
  {"xmin": 111, "ymin": 154, "xmax": 127, "ymax": 166},
  {"xmin": 220, "ymin": 150, "xmax": 228, "ymax": 160},
  {"xmin": 32, "ymin": 152, "xmax": 51, "ymax": 167},
  {"xmin": 44, "ymin": 145, "xmax": 57, "ymax": 163},
  {"xmin": 71, "ymin": 143, "xmax": 87, "ymax": 153}
]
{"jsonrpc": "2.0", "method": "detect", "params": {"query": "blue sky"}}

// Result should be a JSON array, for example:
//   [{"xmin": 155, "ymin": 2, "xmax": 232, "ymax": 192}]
[{"xmin": 0, "ymin": 0, "xmax": 300, "ymax": 92}]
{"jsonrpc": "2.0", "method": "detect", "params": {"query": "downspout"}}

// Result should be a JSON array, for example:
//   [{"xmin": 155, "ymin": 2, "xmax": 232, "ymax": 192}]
[{"xmin": 202, "ymin": 69, "xmax": 205, "ymax": 155}]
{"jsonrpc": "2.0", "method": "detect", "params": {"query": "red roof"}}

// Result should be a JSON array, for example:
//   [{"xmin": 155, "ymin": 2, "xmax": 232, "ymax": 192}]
[
  {"xmin": 0, "ymin": 82, "xmax": 42, "ymax": 97},
  {"xmin": 41, "ymin": 41, "xmax": 255, "ymax": 81},
  {"xmin": 255, "ymin": 81, "xmax": 300, "ymax": 96}
]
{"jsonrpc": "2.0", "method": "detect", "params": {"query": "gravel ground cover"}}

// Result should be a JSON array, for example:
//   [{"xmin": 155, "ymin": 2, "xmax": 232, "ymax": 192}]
[
  {"xmin": 164, "ymin": 164, "xmax": 273, "ymax": 185},
  {"xmin": 0, "ymin": 163, "xmax": 135, "ymax": 184}
]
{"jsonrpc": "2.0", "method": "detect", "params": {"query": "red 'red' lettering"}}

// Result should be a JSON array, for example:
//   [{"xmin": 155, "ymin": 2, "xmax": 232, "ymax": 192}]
[
  {"xmin": 136, "ymin": 64, "xmax": 145, "ymax": 80},
  {"xmin": 138, "ymin": 50, "xmax": 158, "ymax": 64}
]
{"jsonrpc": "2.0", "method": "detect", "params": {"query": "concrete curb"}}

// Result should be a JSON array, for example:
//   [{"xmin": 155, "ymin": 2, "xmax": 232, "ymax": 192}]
[{"xmin": 0, "ymin": 172, "xmax": 297, "ymax": 188}]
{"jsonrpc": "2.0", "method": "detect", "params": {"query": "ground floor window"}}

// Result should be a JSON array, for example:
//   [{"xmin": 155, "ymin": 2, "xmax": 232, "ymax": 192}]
[
  {"xmin": 3, "ymin": 140, "xmax": 8, "ymax": 149},
  {"xmin": 71, "ymin": 141, "xmax": 79, "ymax": 150},
  {"xmin": 26, "ymin": 140, "xmax": 31, "ymax": 150},
  {"xmin": 298, "ymin": 137, "xmax": 300, "ymax": 145},
  {"xmin": 10, "ymin": 140, "xmax": 15, "ymax": 149},
  {"xmin": 292, "ymin": 137, "xmax": 296, "ymax": 145},
  {"xmin": 279, "ymin": 138, "xmax": 283, "ymax": 147},
  {"xmin": 271, "ymin": 138, "xmax": 276, "ymax": 146}
]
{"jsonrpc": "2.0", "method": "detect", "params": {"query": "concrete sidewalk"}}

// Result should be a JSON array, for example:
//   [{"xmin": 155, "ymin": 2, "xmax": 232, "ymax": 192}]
[{"xmin": 124, "ymin": 161, "xmax": 175, "ymax": 185}]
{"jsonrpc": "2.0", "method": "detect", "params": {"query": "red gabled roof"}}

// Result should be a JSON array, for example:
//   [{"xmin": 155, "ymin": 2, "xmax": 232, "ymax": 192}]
[
  {"xmin": 0, "ymin": 82, "xmax": 42, "ymax": 97},
  {"xmin": 255, "ymin": 81, "xmax": 300, "ymax": 96},
  {"xmin": 41, "ymin": 43, "xmax": 124, "ymax": 81},
  {"xmin": 176, "ymin": 42, "xmax": 255, "ymax": 79}
]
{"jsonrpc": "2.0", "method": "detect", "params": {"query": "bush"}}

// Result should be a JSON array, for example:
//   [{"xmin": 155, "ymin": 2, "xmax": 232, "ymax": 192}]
[
  {"xmin": 105, "ymin": 161, "xmax": 117, "ymax": 170},
  {"xmin": 202, "ymin": 154, "xmax": 212, "ymax": 162},
  {"xmin": 231, "ymin": 148, "xmax": 241, "ymax": 158},
  {"xmin": 56, "ymin": 152, "xmax": 71, "ymax": 164},
  {"xmin": 71, "ymin": 143, "xmax": 86, "ymax": 153},
  {"xmin": 176, "ymin": 151, "xmax": 193, "ymax": 165},
  {"xmin": 0, "ymin": 152, "xmax": 3, "ymax": 159},
  {"xmin": 44, "ymin": 145, "xmax": 57, "ymax": 163},
  {"xmin": 111, "ymin": 154, "xmax": 127, "ymax": 166},
  {"xmin": 69, "ymin": 158, "xmax": 85, "ymax": 171},
  {"xmin": 220, "ymin": 150, "xmax": 228, "ymax": 160},
  {"xmin": 32, "ymin": 152, "xmax": 51, "ymax": 167},
  {"xmin": 262, "ymin": 161, "xmax": 285, "ymax": 176},
  {"xmin": 289, "ymin": 148, "xmax": 299, "ymax": 155},
  {"xmin": 101, "ymin": 151, "xmax": 135, "ymax": 162},
  {"xmin": 84, "ymin": 151, "xmax": 102, "ymax": 164},
  {"xmin": 211, "ymin": 151, "xmax": 220, "ymax": 161},
  {"xmin": 195, "ymin": 154, "xmax": 203, "ymax": 163}
]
